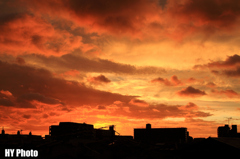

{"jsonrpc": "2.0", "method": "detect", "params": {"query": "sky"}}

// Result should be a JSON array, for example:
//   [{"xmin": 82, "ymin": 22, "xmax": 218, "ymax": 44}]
[{"xmin": 1, "ymin": 0, "xmax": 240, "ymax": 138}]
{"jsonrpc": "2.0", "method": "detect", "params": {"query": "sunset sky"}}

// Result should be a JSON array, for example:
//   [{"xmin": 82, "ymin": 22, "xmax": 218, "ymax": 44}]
[{"xmin": 1, "ymin": 0, "xmax": 240, "ymax": 138}]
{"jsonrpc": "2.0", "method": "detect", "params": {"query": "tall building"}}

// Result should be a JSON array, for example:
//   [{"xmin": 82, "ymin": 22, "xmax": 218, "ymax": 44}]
[
  {"xmin": 218, "ymin": 124, "xmax": 240, "ymax": 137},
  {"xmin": 134, "ymin": 124, "xmax": 189, "ymax": 144}
]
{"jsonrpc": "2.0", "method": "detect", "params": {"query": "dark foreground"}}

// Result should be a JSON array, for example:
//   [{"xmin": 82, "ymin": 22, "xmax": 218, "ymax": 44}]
[{"xmin": 1, "ymin": 137, "xmax": 240, "ymax": 159}]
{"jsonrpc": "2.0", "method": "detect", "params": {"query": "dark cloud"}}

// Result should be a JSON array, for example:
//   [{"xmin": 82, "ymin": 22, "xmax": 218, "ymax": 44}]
[
  {"xmin": 193, "ymin": 55, "xmax": 240, "ymax": 78},
  {"xmin": 0, "ymin": 60, "xmax": 135, "ymax": 108},
  {"xmin": 223, "ymin": 67, "xmax": 240, "ymax": 77},
  {"xmin": 187, "ymin": 77, "xmax": 196, "ymax": 83},
  {"xmin": 129, "ymin": 99, "xmax": 149, "ymax": 107},
  {"xmin": 88, "ymin": 74, "xmax": 111, "ymax": 84},
  {"xmin": 21, "ymin": 0, "xmax": 159, "ymax": 37},
  {"xmin": 16, "ymin": 57, "xmax": 25, "ymax": 65},
  {"xmin": 175, "ymin": 0, "xmax": 240, "ymax": 22},
  {"xmin": 222, "ymin": 54, "xmax": 240, "ymax": 67},
  {"xmin": 179, "ymin": 102, "xmax": 198, "ymax": 110},
  {"xmin": 49, "ymin": 112, "xmax": 58, "ymax": 116},
  {"xmin": 23, "ymin": 0, "xmax": 240, "ymax": 40},
  {"xmin": 177, "ymin": 86, "xmax": 206, "ymax": 97},
  {"xmin": 22, "ymin": 114, "xmax": 31, "ymax": 119},
  {"xmin": 211, "ymin": 70, "xmax": 219, "ymax": 75},
  {"xmin": 168, "ymin": 0, "xmax": 240, "ymax": 34},
  {"xmin": 31, "ymin": 35, "xmax": 44, "ymax": 49},
  {"xmin": 194, "ymin": 54, "xmax": 240, "ymax": 69},
  {"xmin": 42, "ymin": 114, "xmax": 49, "ymax": 118},
  {"xmin": 158, "ymin": 0, "xmax": 168, "ymax": 9},
  {"xmin": 97, "ymin": 105, "xmax": 106, "ymax": 110},
  {"xmin": 151, "ymin": 77, "xmax": 171, "ymax": 85},
  {"xmin": 0, "ymin": 98, "xmax": 15, "ymax": 106}
]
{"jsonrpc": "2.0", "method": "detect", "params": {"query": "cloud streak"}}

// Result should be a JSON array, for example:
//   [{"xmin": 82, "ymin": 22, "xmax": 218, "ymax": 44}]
[
  {"xmin": 22, "ymin": 54, "xmax": 166, "ymax": 75},
  {"xmin": 211, "ymin": 89, "xmax": 239, "ymax": 98}
]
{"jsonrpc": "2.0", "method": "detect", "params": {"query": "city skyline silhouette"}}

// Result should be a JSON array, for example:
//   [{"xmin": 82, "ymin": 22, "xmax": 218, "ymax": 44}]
[{"xmin": 1, "ymin": 121, "xmax": 240, "ymax": 158}]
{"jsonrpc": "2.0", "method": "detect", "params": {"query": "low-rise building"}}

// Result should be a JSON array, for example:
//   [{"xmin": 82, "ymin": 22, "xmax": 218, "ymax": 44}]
[{"xmin": 134, "ymin": 124, "xmax": 189, "ymax": 144}]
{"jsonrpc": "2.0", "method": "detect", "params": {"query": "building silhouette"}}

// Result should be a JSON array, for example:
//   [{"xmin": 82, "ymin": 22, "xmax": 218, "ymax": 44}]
[
  {"xmin": 49, "ymin": 122, "xmax": 115, "ymax": 140},
  {"xmin": 0, "ymin": 128, "xmax": 43, "ymax": 145},
  {"xmin": 3, "ymin": 122, "xmax": 240, "ymax": 158},
  {"xmin": 50, "ymin": 122, "xmax": 94, "ymax": 139},
  {"xmin": 95, "ymin": 125, "xmax": 115, "ymax": 139},
  {"xmin": 217, "ymin": 124, "xmax": 240, "ymax": 137},
  {"xmin": 1, "ymin": 127, "xmax": 4, "ymax": 135},
  {"xmin": 134, "ymin": 123, "xmax": 189, "ymax": 144}
]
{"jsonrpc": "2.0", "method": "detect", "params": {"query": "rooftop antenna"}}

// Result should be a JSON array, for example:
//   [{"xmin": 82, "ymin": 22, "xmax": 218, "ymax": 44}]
[
  {"xmin": 224, "ymin": 117, "xmax": 232, "ymax": 126},
  {"xmin": 2, "ymin": 127, "xmax": 5, "ymax": 135},
  {"xmin": 228, "ymin": 117, "xmax": 232, "ymax": 126}
]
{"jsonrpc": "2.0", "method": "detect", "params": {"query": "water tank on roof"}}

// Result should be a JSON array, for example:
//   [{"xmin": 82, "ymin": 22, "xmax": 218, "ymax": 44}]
[{"xmin": 146, "ymin": 123, "xmax": 151, "ymax": 129}]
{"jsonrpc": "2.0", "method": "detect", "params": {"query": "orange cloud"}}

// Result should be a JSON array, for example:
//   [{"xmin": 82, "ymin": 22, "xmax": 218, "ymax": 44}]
[
  {"xmin": 57, "ymin": 69, "xmax": 81, "ymax": 79},
  {"xmin": 206, "ymin": 82, "xmax": 216, "ymax": 88},
  {"xmin": 179, "ymin": 102, "xmax": 198, "ymax": 110},
  {"xmin": 151, "ymin": 75, "xmax": 182, "ymax": 86},
  {"xmin": 0, "ymin": 90, "xmax": 12, "ymax": 97},
  {"xmin": 63, "ymin": 69, "xmax": 80, "ymax": 77},
  {"xmin": 186, "ymin": 77, "xmax": 197, "ymax": 83},
  {"xmin": 0, "ymin": 13, "xmax": 87, "ymax": 56},
  {"xmin": 2, "ymin": 0, "xmax": 240, "ymax": 48}
]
